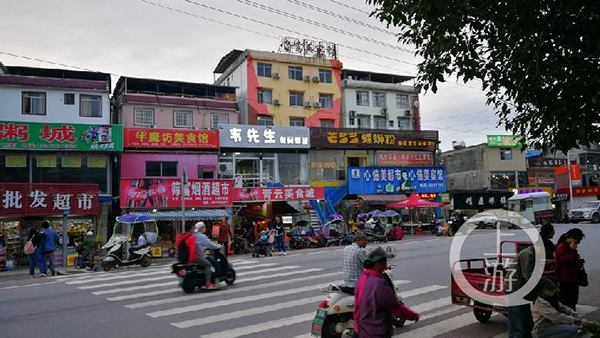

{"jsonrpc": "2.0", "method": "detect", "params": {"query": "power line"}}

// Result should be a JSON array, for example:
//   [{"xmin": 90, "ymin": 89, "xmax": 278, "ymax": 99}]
[{"xmin": 327, "ymin": 0, "xmax": 371, "ymax": 15}]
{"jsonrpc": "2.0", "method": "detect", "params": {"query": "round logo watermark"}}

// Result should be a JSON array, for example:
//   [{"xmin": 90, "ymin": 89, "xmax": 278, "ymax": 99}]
[{"xmin": 449, "ymin": 210, "xmax": 546, "ymax": 307}]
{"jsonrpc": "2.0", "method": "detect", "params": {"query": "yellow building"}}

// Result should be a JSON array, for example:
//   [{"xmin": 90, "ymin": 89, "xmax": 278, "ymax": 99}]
[{"xmin": 213, "ymin": 48, "xmax": 343, "ymax": 127}]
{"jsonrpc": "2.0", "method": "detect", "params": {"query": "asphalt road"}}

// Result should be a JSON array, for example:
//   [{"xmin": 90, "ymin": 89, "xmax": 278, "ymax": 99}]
[{"xmin": 0, "ymin": 223, "xmax": 598, "ymax": 338}]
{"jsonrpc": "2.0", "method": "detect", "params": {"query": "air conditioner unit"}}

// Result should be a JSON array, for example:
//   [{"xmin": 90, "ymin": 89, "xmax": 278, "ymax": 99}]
[
  {"xmin": 349, "ymin": 110, "xmax": 356, "ymax": 118},
  {"xmin": 304, "ymin": 75, "xmax": 311, "ymax": 82},
  {"xmin": 404, "ymin": 109, "xmax": 412, "ymax": 117},
  {"xmin": 313, "ymin": 102, "xmax": 321, "ymax": 109},
  {"xmin": 304, "ymin": 101, "xmax": 312, "ymax": 108},
  {"xmin": 218, "ymin": 162, "xmax": 233, "ymax": 175},
  {"xmin": 312, "ymin": 76, "xmax": 320, "ymax": 83},
  {"xmin": 273, "ymin": 99, "xmax": 281, "ymax": 106},
  {"xmin": 381, "ymin": 108, "xmax": 388, "ymax": 115},
  {"xmin": 272, "ymin": 72, "xmax": 280, "ymax": 79}
]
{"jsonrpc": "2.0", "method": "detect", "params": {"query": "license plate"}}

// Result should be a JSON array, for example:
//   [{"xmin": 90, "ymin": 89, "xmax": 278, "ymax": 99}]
[{"xmin": 311, "ymin": 309, "xmax": 327, "ymax": 336}]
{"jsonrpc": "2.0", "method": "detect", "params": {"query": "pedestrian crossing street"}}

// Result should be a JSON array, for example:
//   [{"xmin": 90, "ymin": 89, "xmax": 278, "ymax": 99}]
[{"xmin": 47, "ymin": 259, "xmax": 597, "ymax": 338}]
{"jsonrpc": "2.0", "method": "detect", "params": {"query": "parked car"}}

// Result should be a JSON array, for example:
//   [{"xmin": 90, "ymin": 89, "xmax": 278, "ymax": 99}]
[
  {"xmin": 568, "ymin": 200, "xmax": 600, "ymax": 223},
  {"xmin": 466, "ymin": 212, "xmax": 499, "ymax": 229}
]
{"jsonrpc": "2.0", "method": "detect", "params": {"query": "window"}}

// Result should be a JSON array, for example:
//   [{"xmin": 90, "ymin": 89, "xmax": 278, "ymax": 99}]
[
  {"xmin": 398, "ymin": 117, "xmax": 411, "ymax": 130},
  {"xmin": 289, "ymin": 91, "xmax": 304, "ymax": 107},
  {"xmin": 257, "ymin": 63, "xmax": 272, "ymax": 77},
  {"xmin": 146, "ymin": 161, "xmax": 177, "ymax": 177},
  {"xmin": 396, "ymin": 94, "xmax": 409, "ymax": 109},
  {"xmin": 500, "ymin": 148, "xmax": 513, "ymax": 160},
  {"xmin": 357, "ymin": 115, "xmax": 370, "ymax": 128},
  {"xmin": 257, "ymin": 115, "xmax": 274, "ymax": 126},
  {"xmin": 257, "ymin": 89, "xmax": 272, "ymax": 104},
  {"xmin": 22, "ymin": 92, "xmax": 46, "ymax": 115},
  {"xmin": 198, "ymin": 166, "xmax": 215, "ymax": 179},
  {"xmin": 490, "ymin": 172, "xmax": 516, "ymax": 190},
  {"xmin": 288, "ymin": 66, "xmax": 303, "ymax": 80},
  {"xmin": 319, "ymin": 69, "xmax": 332, "ymax": 83},
  {"xmin": 373, "ymin": 92, "xmax": 386, "ymax": 107},
  {"xmin": 64, "ymin": 93, "xmax": 75, "ymax": 105},
  {"xmin": 80, "ymin": 94, "xmax": 102, "ymax": 117},
  {"xmin": 373, "ymin": 116, "xmax": 387, "ymax": 129},
  {"xmin": 211, "ymin": 114, "xmax": 229, "ymax": 129},
  {"xmin": 319, "ymin": 94, "xmax": 334, "ymax": 109},
  {"xmin": 320, "ymin": 120, "xmax": 334, "ymax": 128},
  {"xmin": 290, "ymin": 118, "xmax": 305, "ymax": 127},
  {"xmin": 356, "ymin": 91, "xmax": 369, "ymax": 106},
  {"xmin": 174, "ymin": 111, "xmax": 193, "ymax": 128},
  {"xmin": 278, "ymin": 153, "xmax": 309, "ymax": 185},
  {"xmin": 134, "ymin": 108, "xmax": 154, "ymax": 126},
  {"xmin": 389, "ymin": 120, "xmax": 394, "ymax": 127}
]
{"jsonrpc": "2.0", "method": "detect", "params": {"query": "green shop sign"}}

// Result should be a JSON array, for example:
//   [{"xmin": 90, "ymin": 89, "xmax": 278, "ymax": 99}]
[
  {"xmin": 0, "ymin": 121, "xmax": 123, "ymax": 151},
  {"xmin": 487, "ymin": 135, "xmax": 521, "ymax": 147}
]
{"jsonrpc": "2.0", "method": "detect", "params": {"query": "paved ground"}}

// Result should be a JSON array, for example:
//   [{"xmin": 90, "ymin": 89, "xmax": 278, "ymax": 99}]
[{"xmin": 0, "ymin": 223, "xmax": 598, "ymax": 338}]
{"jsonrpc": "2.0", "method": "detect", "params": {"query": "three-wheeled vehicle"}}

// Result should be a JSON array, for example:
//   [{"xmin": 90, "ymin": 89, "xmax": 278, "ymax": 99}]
[
  {"xmin": 101, "ymin": 214, "xmax": 158, "ymax": 271},
  {"xmin": 507, "ymin": 192, "xmax": 554, "ymax": 225}
]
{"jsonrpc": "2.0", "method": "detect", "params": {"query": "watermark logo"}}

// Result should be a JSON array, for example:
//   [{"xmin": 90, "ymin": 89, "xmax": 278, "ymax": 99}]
[{"xmin": 449, "ymin": 210, "xmax": 546, "ymax": 307}]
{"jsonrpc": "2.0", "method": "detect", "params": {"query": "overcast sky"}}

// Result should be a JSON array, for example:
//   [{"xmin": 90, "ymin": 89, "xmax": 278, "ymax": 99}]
[{"xmin": 1, "ymin": 0, "xmax": 508, "ymax": 150}]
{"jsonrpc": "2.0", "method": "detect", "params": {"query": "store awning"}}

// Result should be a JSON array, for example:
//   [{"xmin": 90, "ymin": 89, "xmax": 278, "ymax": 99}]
[
  {"xmin": 359, "ymin": 194, "xmax": 408, "ymax": 205},
  {"xmin": 131, "ymin": 210, "xmax": 228, "ymax": 221}
]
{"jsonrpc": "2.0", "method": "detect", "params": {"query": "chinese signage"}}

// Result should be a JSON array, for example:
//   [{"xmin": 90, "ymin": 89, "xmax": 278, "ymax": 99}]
[
  {"xmin": 347, "ymin": 167, "xmax": 446, "ymax": 194},
  {"xmin": 552, "ymin": 192, "xmax": 569, "ymax": 202},
  {"xmin": 417, "ymin": 193, "xmax": 437, "ymax": 200},
  {"xmin": 0, "ymin": 121, "xmax": 123, "ymax": 151},
  {"xmin": 311, "ymin": 128, "xmax": 438, "ymax": 150},
  {"xmin": 570, "ymin": 186, "xmax": 600, "ymax": 197},
  {"xmin": 120, "ymin": 179, "xmax": 233, "ymax": 208},
  {"xmin": 233, "ymin": 187, "xmax": 325, "ymax": 202},
  {"xmin": 0, "ymin": 183, "xmax": 99, "ymax": 216},
  {"xmin": 511, "ymin": 187, "xmax": 553, "ymax": 195},
  {"xmin": 570, "ymin": 164, "xmax": 582, "ymax": 187},
  {"xmin": 377, "ymin": 151, "xmax": 434, "ymax": 166},
  {"xmin": 527, "ymin": 157, "xmax": 568, "ymax": 168},
  {"xmin": 452, "ymin": 192, "xmax": 513, "ymax": 210},
  {"xmin": 487, "ymin": 135, "xmax": 521, "ymax": 147},
  {"xmin": 219, "ymin": 124, "xmax": 310, "ymax": 149},
  {"xmin": 279, "ymin": 37, "xmax": 338, "ymax": 59},
  {"xmin": 124, "ymin": 128, "xmax": 219, "ymax": 149}
]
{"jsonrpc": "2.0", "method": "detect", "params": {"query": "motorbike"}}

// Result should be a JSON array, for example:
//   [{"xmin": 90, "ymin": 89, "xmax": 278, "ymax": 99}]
[
  {"xmin": 364, "ymin": 218, "xmax": 389, "ymax": 243},
  {"xmin": 171, "ymin": 249, "xmax": 236, "ymax": 293},
  {"xmin": 101, "ymin": 214, "xmax": 158, "ymax": 272},
  {"xmin": 323, "ymin": 215, "xmax": 353, "ymax": 247},
  {"xmin": 232, "ymin": 234, "xmax": 249, "ymax": 255}
]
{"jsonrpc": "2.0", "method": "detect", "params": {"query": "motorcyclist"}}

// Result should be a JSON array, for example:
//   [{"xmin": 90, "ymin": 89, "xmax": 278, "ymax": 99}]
[
  {"xmin": 194, "ymin": 222, "xmax": 221, "ymax": 290},
  {"xmin": 341, "ymin": 231, "xmax": 368, "ymax": 295}
]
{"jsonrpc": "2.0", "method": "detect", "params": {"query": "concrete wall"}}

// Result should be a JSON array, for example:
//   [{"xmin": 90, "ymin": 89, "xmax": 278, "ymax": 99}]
[
  {"xmin": 485, "ymin": 147, "xmax": 527, "ymax": 172},
  {"xmin": 121, "ymin": 103, "xmax": 238, "ymax": 129},
  {"xmin": 120, "ymin": 153, "xmax": 218, "ymax": 179}
]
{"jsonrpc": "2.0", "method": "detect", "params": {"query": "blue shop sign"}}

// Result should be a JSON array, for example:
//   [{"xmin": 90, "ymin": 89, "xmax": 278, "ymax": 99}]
[{"xmin": 348, "ymin": 167, "xmax": 446, "ymax": 194}]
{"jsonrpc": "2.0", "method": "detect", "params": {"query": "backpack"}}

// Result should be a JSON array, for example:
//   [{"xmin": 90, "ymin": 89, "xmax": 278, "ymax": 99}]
[
  {"xmin": 177, "ymin": 233, "xmax": 196, "ymax": 264},
  {"xmin": 24, "ymin": 240, "xmax": 35, "ymax": 255}
]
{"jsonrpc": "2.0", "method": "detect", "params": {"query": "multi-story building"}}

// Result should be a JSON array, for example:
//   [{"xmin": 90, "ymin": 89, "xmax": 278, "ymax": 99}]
[
  {"xmin": 341, "ymin": 69, "xmax": 420, "ymax": 131},
  {"xmin": 213, "ymin": 45, "xmax": 343, "ymax": 127},
  {"xmin": 0, "ymin": 63, "xmax": 118, "ymax": 268}
]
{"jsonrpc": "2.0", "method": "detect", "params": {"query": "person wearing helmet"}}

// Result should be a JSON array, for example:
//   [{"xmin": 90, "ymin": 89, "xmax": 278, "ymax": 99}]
[{"xmin": 194, "ymin": 222, "xmax": 222, "ymax": 289}]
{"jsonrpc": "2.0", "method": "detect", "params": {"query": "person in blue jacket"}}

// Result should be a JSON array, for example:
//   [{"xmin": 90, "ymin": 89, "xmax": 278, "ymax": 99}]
[{"xmin": 42, "ymin": 221, "xmax": 60, "ymax": 276}]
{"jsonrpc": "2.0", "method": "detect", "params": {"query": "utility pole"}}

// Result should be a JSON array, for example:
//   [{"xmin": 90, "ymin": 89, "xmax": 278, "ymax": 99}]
[{"xmin": 181, "ymin": 166, "xmax": 188, "ymax": 233}]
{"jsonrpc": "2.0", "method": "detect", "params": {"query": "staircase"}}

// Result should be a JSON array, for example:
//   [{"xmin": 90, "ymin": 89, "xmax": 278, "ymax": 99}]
[{"xmin": 308, "ymin": 209, "xmax": 322, "ymax": 232}]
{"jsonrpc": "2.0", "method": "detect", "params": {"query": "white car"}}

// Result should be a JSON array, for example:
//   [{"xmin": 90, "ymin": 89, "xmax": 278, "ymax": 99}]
[
  {"xmin": 568, "ymin": 201, "xmax": 600, "ymax": 223},
  {"xmin": 466, "ymin": 212, "xmax": 499, "ymax": 229}
]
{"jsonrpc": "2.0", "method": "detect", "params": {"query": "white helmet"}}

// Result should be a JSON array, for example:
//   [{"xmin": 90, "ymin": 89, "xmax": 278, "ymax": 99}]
[{"xmin": 194, "ymin": 221, "xmax": 206, "ymax": 231}]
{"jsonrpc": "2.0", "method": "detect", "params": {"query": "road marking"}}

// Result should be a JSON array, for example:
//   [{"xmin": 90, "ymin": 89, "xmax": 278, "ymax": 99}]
[
  {"xmin": 52, "ymin": 265, "xmax": 168, "ymax": 281},
  {"xmin": 234, "ymin": 263, "xmax": 278, "ymax": 270},
  {"xmin": 393, "ymin": 311, "xmax": 496, "ymax": 337},
  {"xmin": 235, "ymin": 268, "xmax": 323, "ymax": 283},
  {"xmin": 78, "ymin": 275, "xmax": 174, "ymax": 290},
  {"xmin": 236, "ymin": 265, "xmax": 299, "ymax": 276},
  {"xmin": 418, "ymin": 305, "xmax": 463, "ymax": 320},
  {"xmin": 67, "ymin": 269, "xmax": 171, "ymax": 285},
  {"xmin": 93, "ymin": 281, "xmax": 178, "ymax": 295},
  {"xmin": 200, "ymin": 312, "xmax": 315, "ymax": 338},
  {"xmin": 409, "ymin": 297, "xmax": 452, "ymax": 313},
  {"xmin": 124, "ymin": 271, "xmax": 340, "ymax": 307},
  {"xmin": 171, "ymin": 296, "xmax": 321, "ymax": 328},
  {"xmin": 107, "ymin": 287, "xmax": 182, "ymax": 301},
  {"xmin": 229, "ymin": 260, "xmax": 258, "ymax": 266},
  {"xmin": 0, "ymin": 280, "xmax": 62, "ymax": 290},
  {"xmin": 146, "ymin": 280, "xmax": 341, "ymax": 318},
  {"xmin": 401, "ymin": 285, "xmax": 447, "ymax": 298}
]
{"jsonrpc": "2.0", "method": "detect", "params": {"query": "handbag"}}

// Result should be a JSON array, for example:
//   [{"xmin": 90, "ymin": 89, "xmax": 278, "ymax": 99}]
[
  {"xmin": 579, "ymin": 266, "xmax": 589, "ymax": 287},
  {"xmin": 24, "ymin": 240, "xmax": 35, "ymax": 255},
  {"xmin": 212, "ymin": 225, "xmax": 221, "ymax": 239}
]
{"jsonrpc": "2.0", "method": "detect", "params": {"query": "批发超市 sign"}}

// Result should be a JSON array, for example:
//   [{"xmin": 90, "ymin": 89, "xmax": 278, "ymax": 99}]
[
  {"xmin": 487, "ymin": 135, "xmax": 521, "ymax": 147},
  {"xmin": 347, "ymin": 167, "xmax": 446, "ymax": 194},
  {"xmin": 124, "ymin": 128, "xmax": 219, "ymax": 149},
  {"xmin": 310, "ymin": 129, "xmax": 437, "ymax": 150},
  {"xmin": 121, "ymin": 179, "xmax": 233, "ymax": 208},
  {"xmin": 0, "ymin": 121, "xmax": 123, "ymax": 151},
  {"xmin": 234, "ymin": 187, "xmax": 325, "ymax": 202},
  {"xmin": 218, "ymin": 124, "xmax": 310, "ymax": 149},
  {"xmin": 0, "ymin": 183, "xmax": 99, "ymax": 216}
]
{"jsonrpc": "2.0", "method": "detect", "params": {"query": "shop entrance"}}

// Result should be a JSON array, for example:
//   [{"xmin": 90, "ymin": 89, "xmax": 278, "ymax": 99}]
[{"xmin": 347, "ymin": 155, "xmax": 368, "ymax": 168}]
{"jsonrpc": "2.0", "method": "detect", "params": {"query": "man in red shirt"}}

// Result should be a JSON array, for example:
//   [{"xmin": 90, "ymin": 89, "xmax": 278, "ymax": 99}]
[{"xmin": 217, "ymin": 216, "xmax": 234, "ymax": 257}]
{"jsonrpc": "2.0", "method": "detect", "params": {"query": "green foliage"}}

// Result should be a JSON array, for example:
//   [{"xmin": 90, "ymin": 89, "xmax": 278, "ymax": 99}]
[
  {"xmin": 367, "ymin": 0, "xmax": 600, "ymax": 152},
  {"xmin": 579, "ymin": 322, "xmax": 600, "ymax": 337}
]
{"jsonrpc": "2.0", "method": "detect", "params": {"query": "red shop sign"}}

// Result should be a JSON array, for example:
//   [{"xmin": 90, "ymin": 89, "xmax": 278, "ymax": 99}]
[
  {"xmin": 124, "ymin": 128, "xmax": 219, "ymax": 149},
  {"xmin": 121, "ymin": 179, "xmax": 233, "ymax": 208},
  {"xmin": 234, "ymin": 187, "xmax": 325, "ymax": 202},
  {"xmin": 0, "ymin": 183, "xmax": 99, "ymax": 216}
]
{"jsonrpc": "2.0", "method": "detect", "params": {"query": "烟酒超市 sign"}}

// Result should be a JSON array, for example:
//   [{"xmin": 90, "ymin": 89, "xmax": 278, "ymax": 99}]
[
  {"xmin": 0, "ymin": 121, "xmax": 123, "ymax": 151},
  {"xmin": 218, "ymin": 124, "xmax": 310, "ymax": 149},
  {"xmin": 121, "ymin": 179, "xmax": 233, "ymax": 208},
  {"xmin": 347, "ymin": 167, "xmax": 446, "ymax": 194},
  {"xmin": 0, "ymin": 183, "xmax": 99, "ymax": 216},
  {"xmin": 124, "ymin": 128, "xmax": 219, "ymax": 149},
  {"xmin": 487, "ymin": 135, "xmax": 521, "ymax": 147}
]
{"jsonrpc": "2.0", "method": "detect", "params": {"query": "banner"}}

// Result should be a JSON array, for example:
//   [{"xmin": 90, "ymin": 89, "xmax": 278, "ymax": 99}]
[
  {"xmin": 487, "ymin": 135, "xmax": 521, "ymax": 147},
  {"xmin": 376, "ymin": 151, "xmax": 434, "ymax": 166},
  {"xmin": 124, "ymin": 128, "xmax": 219, "ymax": 149},
  {"xmin": 347, "ymin": 167, "xmax": 446, "ymax": 194},
  {"xmin": 234, "ymin": 187, "xmax": 325, "ymax": 202},
  {"xmin": 120, "ymin": 179, "xmax": 233, "ymax": 208},
  {"xmin": 0, "ymin": 183, "xmax": 99, "ymax": 216},
  {"xmin": 570, "ymin": 164, "xmax": 582, "ymax": 187},
  {"xmin": 0, "ymin": 121, "xmax": 123, "ymax": 151}
]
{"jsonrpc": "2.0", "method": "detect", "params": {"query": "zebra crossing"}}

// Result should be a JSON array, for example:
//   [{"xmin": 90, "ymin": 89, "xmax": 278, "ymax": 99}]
[{"xmin": 49, "ymin": 258, "xmax": 597, "ymax": 338}]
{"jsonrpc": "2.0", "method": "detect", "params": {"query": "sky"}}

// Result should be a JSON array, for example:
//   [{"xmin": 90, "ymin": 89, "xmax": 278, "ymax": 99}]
[{"xmin": 0, "ymin": 0, "xmax": 508, "ymax": 151}]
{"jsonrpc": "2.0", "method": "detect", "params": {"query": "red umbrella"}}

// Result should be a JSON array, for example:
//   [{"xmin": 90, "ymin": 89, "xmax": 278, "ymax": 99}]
[{"xmin": 386, "ymin": 193, "xmax": 444, "ymax": 209}]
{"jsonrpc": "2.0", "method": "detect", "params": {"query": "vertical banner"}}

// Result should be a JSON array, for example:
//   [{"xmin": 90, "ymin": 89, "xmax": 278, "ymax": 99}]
[{"xmin": 570, "ymin": 164, "xmax": 582, "ymax": 187}]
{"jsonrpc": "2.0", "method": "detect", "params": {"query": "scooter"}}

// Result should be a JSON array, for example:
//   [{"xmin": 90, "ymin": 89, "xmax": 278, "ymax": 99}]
[
  {"xmin": 171, "ymin": 249, "xmax": 236, "ymax": 293},
  {"xmin": 102, "ymin": 242, "xmax": 152, "ymax": 271},
  {"xmin": 364, "ymin": 220, "xmax": 388, "ymax": 243},
  {"xmin": 101, "ymin": 214, "xmax": 158, "ymax": 272},
  {"xmin": 311, "ymin": 267, "xmax": 406, "ymax": 338}
]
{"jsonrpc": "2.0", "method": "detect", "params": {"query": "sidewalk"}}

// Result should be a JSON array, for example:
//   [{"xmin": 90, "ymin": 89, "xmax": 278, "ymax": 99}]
[
  {"xmin": 0, "ymin": 265, "xmax": 87, "ymax": 280},
  {"xmin": 578, "ymin": 267, "xmax": 600, "ymax": 322}
]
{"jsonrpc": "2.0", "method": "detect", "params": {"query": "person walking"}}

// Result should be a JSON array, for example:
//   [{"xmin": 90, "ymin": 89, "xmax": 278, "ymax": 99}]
[
  {"xmin": 217, "ymin": 216, "xmax": 233, "ymax": 257},
  {"xmin": 555, "ymin": 228, "xmax": 586, "ymax": 311},
  {"xmin": 540, "ymin": 223, "xmax": 555, "ymax": 272},
  {"xmin": 272, "ymin": 215, "xmax": 286, "ymax": 255},
  {"xmin": 41, "ymin": 221, "xmax": 60, "ymax": 276},
  {"xmin": 27, "ymin": 226, "xmax": 47, "ymax": 278}
]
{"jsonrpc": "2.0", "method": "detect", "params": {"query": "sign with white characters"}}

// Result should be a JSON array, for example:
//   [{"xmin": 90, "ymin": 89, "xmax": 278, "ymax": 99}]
[
  {"xmin": 233, "ymin": 187, "xmax": 325, "ymax": 202},
  {"xmin": 347, "ymin": 167, "xmax": 446, "ymax": 194},
  {"xmin": 218, "ymin": 124, "xmax": 310, "ymax": 149},
  {"xmin": 0, "ymin": 183, "xmax": 99, "ymax": 216}
]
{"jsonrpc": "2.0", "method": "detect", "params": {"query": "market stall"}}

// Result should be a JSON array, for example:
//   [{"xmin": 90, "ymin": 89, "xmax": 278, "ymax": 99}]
[{"xmin": 387, "ymin": 194, "xmax": 444, "ymax": 234}]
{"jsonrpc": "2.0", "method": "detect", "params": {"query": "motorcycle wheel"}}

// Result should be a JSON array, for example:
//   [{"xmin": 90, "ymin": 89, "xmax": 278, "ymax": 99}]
[
  {"xmin": 392, "ymin": 317, "xmax": 406, "ymax": 327},
  {"xmin": 474, "ymin": 308, "xmax": 492, "ymax": 323},
  {"xmin": 181, "ymin": 279, "xmax": 196, "ymax": 294},
  {"xmin": 225, "ymin": 268, "xmax": 236, "ymax": 285},
  {"xmin": 140, "ymin": 255, "xmax": 152, "ymax": 268},
  {"xmin": 322, "ymin": 314, "xmax": 343, "ymax": 338},
  {"xmin": 102, "ymin": 260, "xmax": 115, "ymax": 272}
]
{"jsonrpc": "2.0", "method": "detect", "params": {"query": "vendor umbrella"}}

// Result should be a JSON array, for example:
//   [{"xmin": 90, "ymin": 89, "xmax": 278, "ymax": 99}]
[{"xmin": 386, "ymin": 193, "xmax": 443, "ymax": 209}]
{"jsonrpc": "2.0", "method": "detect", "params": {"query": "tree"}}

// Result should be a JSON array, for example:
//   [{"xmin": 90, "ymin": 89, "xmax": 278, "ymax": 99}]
[{"xmin": 367, "ymin": 0, "xmax": 600, "ymax": 152}]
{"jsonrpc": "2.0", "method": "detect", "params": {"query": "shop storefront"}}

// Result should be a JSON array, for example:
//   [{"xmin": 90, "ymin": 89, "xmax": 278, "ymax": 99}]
[{"xmin": 0, "ymin": 183, "xmax": 99, "ymax": 271}]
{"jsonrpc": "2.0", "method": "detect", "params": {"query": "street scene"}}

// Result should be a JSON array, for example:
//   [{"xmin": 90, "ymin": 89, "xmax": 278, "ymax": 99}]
[{"xmin": 1, "ymin": 1, "xmax": 599, "ymax": 338}]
